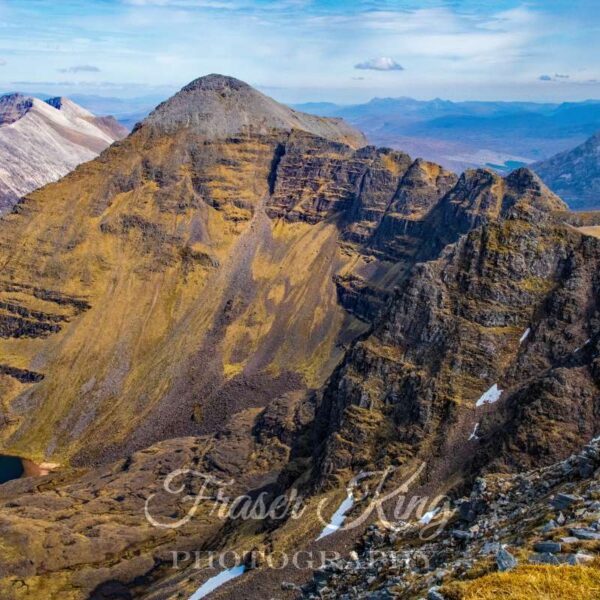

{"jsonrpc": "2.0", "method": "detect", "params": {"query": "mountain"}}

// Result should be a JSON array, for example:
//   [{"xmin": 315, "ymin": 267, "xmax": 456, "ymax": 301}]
[
  {"xmin": 295, "ymin": 97, "xmax": 600, "ymax": 175},
  {"xmin": 0, "ymin": 75, "xmax": 599, "ymax": 599},
  {"xmin": 533, "ymin": 131, "xmax": 600, "ymax": 210},
  {"xmin": 0, "ymin": 94, "xmax": 128, "ymax": 215}
]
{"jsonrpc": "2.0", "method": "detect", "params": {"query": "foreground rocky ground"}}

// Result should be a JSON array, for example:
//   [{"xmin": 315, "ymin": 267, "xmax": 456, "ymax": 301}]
[{"xmin": 299, "ymin": 437, "xmax": 600, "ymax": 599}]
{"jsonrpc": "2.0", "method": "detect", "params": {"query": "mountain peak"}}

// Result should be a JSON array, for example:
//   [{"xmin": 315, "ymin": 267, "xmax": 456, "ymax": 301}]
[
  {"xmin": 0, "ymin": 93, "xmax": 34, "ymax": 125},
  {"xmin": 180, "ymin": 73, "xmax": 251, "ymax": 94},
  {"xmin": 142, "ymin": 73, "xmax": 366, "ymax": 147},
  {"xmin": 45, "ymin": 96, "xmax": 94, "ymax": 120},
  {"xmin": 504, "ymin": 167, "xmax": 567, "ymax": 213}
]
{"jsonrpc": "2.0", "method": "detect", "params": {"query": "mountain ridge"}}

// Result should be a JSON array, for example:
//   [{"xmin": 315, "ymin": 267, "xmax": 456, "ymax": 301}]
[
  {"xmin": 533, "ymin": 130, "xmax": 600, "ymax": 210},
  {"xmin": 0, "ymin": 93, "xmax": 128, "ymax": 215}
]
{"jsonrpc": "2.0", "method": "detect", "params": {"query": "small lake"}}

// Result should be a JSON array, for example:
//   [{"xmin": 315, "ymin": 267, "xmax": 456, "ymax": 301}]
[{"xmin": 0, "ymin": 455, "xmax": 24, "ymax": 484}]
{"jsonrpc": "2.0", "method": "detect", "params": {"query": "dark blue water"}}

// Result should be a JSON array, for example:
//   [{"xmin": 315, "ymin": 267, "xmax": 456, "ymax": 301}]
[{"xmin": 0, "ymin": 455, "xmax": 24, "ymax": 484}]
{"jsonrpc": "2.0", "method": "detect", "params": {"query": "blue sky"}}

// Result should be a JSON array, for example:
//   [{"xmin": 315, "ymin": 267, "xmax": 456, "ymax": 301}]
[{"xmin": 0, "ymin": 0, "xmax": 598, "ymax": 103}]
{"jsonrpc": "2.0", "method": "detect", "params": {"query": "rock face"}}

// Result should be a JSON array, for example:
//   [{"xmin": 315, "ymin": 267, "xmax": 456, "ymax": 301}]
[
  {"xmin": 313, "ymin": 167, "xmax": 600, "ymax": 482},
  {"xmin": 533, "ymin": 131, "xmax": 600, "ymax": 210},
  {"xmin": 0, "ymin": 93, "xmax": 128, "ymax": 215},
  {"xmin": 0, "ymin": 75, "xmax": 599, "ymax": 600}
]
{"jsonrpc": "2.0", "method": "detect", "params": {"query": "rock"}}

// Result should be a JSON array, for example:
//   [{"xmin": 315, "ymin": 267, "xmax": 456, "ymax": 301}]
[
  {"xmin": 452, "ymin": 530, "xmax": 473, "ymax": 541},
  {"xmin": 533, "ymin": 541, "xmax": 561, "ymax": 553},
  {"xmin": 496, "ymin": 547, "xmax": 518, "ymax": 572},
  {"xmin": 560, "ymin": 537, "xmax": 579, "ymax": 544},
  {"xmin": 574, "ymin": 553, "xmax": 596, "ymax": 564},
  {"xmin": 0, "ymin": 94, "xmax": 128, "ymax": 216},
  {"xmin": 529, "ymin": 553, "xmax": 562, "ymax": 565},
  {"xmin": 552, "ymin": 493, "xmax": 582, "ymax": 510},
  {"xmin": 428, "ymin": 589, "xmax": 445, "ymax": 600},
  {"xmin": 480, "ymin": 541, "xmax": 501, "ymax": 555},
  {"xmin": 281, "ymin": 581, "xmax": 298, "ymax": 591},
  {"xmin": 542, "ymin": 520, "xmax": 558, "ymax": 533},
  {"xmin": 570, "ymin": 528, "xmax": 600, "ymax": 541}
]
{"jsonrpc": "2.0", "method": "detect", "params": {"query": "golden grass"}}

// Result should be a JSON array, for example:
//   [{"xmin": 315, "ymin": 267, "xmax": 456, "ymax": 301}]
[
  {"xmin": 442, "ymin": 563, "xmax": 600, "ymax": 600},
  {"xmin": 579, "ymin": 226, "xmax": 600, "ymax": 239}
]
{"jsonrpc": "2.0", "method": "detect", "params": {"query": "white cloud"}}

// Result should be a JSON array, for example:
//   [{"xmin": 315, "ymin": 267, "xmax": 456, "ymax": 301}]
[
  {"xmin": 0, "ymin": 58, "xmax": 6, "ymax": 66},
  {"xmin": 58, "ymin": 65, "xmax": 101, "ymax": 74},
  {"xmin": 355, "ymin": 57, "xmax": 404, "ymax": 72}
]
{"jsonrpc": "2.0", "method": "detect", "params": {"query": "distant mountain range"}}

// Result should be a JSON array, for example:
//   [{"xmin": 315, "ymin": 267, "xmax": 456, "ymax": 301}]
[
  {"xmin": 294, "ymin": 97, "xmax": 600, "ymax": 173},
  {"xmin": 533, "ymin": 131, "xmax": 600, "ymax": 210},
  {"xmin": 0, "ymin": 94, "xmax": 127, "ymax": 215}
]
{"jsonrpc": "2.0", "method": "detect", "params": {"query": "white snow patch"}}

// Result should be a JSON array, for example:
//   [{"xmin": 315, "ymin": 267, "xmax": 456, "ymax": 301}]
[
  {"xmin": 419, "ymin": 508, "xmax": 440, "ymax": 525},
  {"xmin": 519, "ymin": 328, "xmax": 531, "ymax": 344},
  {"xmin": 476, "ymin": 384, "xmax": 502, "ymax": 407},
  {"xmin": 317, "ymin": 491, "xmax": 355, "ymax": 541},
  {"xmin": 189, "ymin": 565, "xmax": 246, "ymax": 600},
  {"xmin": 468, "ymin": 422, "xmax": 480, "ymax": 441}
]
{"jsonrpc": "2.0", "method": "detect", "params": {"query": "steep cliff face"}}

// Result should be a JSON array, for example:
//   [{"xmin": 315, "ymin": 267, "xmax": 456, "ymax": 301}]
[
  {"xmin": 314, "ymin": 170, "xmax": 600, "ymax": 486},
  {"xmin": 0, "ymin": 94, "xmax": 127, "ymax": 215}
]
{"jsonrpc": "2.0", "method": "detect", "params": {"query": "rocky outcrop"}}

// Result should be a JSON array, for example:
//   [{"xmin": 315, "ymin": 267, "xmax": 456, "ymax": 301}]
[
  {"xmin": 0, "ymin": 93, "xmax": 127, "ymax": 215},
  {"xmin": 300, "ymin": 437, "xmax": 600, "ymax": 599},
  {"xmin": 312, "ymin": 169, "xmax": 600, "ymax": 484}
]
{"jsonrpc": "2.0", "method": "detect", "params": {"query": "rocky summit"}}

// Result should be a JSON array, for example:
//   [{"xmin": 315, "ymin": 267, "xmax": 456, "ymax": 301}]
[
  {"xmin": 0, "ymin": 75, "xmax": 599, "ymax": 600},
  {"xmin": 0, "ymin": 93, "xmax": 128, "ymax": 215}
]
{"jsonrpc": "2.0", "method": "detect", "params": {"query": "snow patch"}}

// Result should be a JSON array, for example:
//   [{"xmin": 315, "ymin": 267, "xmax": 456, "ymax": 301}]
[
  {"xmin": 476, "ymin": 384, "xmax": 502, "ymax": 407},
  {"xmin": 519, "ymin": 328, "xmax": 531, "ymax": 344},
  {"xmin": 189, "ymin": 565, "xmax": 246, "ymax": 600},
  {"xmin": 468, "ymin": 422, "xmax": 480, "ymax": 441},
  {"xmin": 419, "ymin": 508, "xmax": 440, "ymax": 525}
]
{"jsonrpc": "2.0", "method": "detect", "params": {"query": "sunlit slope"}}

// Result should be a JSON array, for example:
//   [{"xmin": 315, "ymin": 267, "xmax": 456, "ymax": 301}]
[{"xmin": 0, "ymin": 120, "xmax": 371, "ymax": 464}]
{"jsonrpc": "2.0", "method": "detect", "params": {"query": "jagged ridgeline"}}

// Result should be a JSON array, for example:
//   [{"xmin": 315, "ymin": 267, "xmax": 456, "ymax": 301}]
[{"xmin": 1, "ymin": 74, "xmax": 600, "ymax": 599}]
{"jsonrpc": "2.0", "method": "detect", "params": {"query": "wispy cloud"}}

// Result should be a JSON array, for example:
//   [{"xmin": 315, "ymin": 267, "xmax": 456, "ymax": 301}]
[
  {"xmin": 0, "ymin": 59, "xmax": 6, "ymax": 66},
  {"xmin": 555, "ymin": 73, "xmax": 570, "ymax": 79},
  {"xmin": 0, "ymin": 0, "xmax": 597, "ymax": 102},
  {"xmin": 123, "ymin": 0, "xmax": 242, "ymax": 7},
  {"xmin": 355, "ymin": 57, "xmax": 404, "ymax": 72},
  {"xmin": 58, "ymin": 65, "xmax": 101, "ymax": 74}
]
